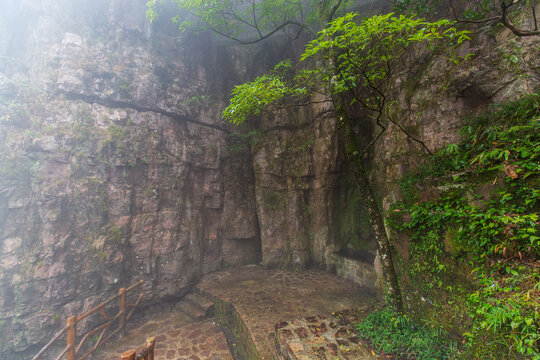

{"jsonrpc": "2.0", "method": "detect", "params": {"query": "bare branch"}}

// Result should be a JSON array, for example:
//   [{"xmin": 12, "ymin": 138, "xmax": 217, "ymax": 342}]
[
  {"xmin": 387, "ymin": 115, "xmax": 433, "ymax": 155},
  {"xmin": 533, "ymin": 3, "xmax": 538, "ymax": 31},
  {"xmin": 447, "ymin": 0, "xmax": 501, "ymax": 24},
  {"xmin": 235, "ymin": 21, "xmax": 311, "ymax": 44},
  {"xmin": 501, "ymin": 0, "xmax": 540, "ymax": 36},
  {"xmin": 251, "ymin": 1, "xmax": 263, "ymax": 37},
  {"xmin": 448, "ymin": 0, "xmax": 539, "ymax": 35},
  {"xmin": 361, "ymin": 118, "xmax": 387, "ymax": 156},
  {"xmin": 267, "ymin": 99, "xmax": 332, "ymax": 112},
  {"xmin": 327, "ymin": 0, "xmax": 344, "ymax": 22}
]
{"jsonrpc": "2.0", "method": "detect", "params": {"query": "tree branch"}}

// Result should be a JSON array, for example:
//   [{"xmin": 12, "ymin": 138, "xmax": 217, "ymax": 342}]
[
  {"xmin": 232, "ymin": 21, "xmax": 312, "ymax": 44},
  {"xmin": 267, "ymin": 98, "xmax": 332, "ymax": 112},
  {"xmin": 448, "ymin": 0, "xmax": 501, "ymax": 24},
  {"xmin": 501, "ymin": 0, "xmax": 540, "ymax": 36},
  {"xmin": 332, "ymin": 60, "xmax": 388, "ymax": 156},
  {"xmin": 448, "ymin": 0, "xmax": 539, "ymax": 35},
  {"xmin": 327, "ymin": 0, "xmax": 344, "ymax": 23},
  {"xmin": 251, "ymin": 1, "xmax": 263, "ymax": 37},
  {"xmin": 387, "ymin": 114, "xmax": 433, "ymax": 155}
]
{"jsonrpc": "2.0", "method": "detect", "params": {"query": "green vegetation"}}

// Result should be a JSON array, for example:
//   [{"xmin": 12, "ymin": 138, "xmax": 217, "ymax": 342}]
[
  {"xmin": 263, "ymin": 192, "xmax": 284, "ymax": 211},
  {"xmin": 102, "ymin": 224, "xmax": 124, "ymax": 244},
  {"xmin": 117, "ymin": 78, "xmax": 131, "ymax": 92},
  {"xmin": 147, "ymin": 0, "xmax": 352, "ymax": 43},
  {"xmin": 226, "ymin": 130, "xmax": 261, "ymax": 155},
  {"xmin": 101, "ymin": 125, "xmax": 128, "ymax": 153},
  {"xmin": 389, "ymin": 93, "xmax": 539, "ymax": 358},
  {"xmin": 357, "ymin": 307, "xmax": 457, "ymax": 359},
  {"xmin": 223, "ymin": 13, "xmax": 470, "ymax": 127},
  {"xmin": 393, "ymin": 0, "xmax": 500, "ymax": 19},
  {"xmin": 186, "ymin": 94, "xmax": 211, "ymax": 105},
  {"xmin": 223, "ymin": 61, "xmax": 310, "ymax": 125},
  {"xmin": 105, "ymin": 125, "xmax": 127, "ymax": 144}
]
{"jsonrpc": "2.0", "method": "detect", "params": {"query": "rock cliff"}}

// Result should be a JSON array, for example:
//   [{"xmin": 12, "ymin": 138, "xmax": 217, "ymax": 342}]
[
  {"xmin": 1, "ymin": 0, "xmax": 537, "ymax": 358},
  {"xmin": 0, "ymin": 0, "xmax": 368, "ymax": 357}
]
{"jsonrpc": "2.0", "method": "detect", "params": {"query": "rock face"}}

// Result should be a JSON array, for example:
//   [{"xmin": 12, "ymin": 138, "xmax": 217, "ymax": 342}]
[
  {"xmin": 366, "ymin": 28, "xmax": 539, "ymax": 203},
  {"xmin": 362, "ymin": 20, "xmax": 539, "ymax": 321},
  {"xmin": 1, "ymin": 0, "xmax": 536, "ymax": 357},
  {"xmin": 0, "ymin": 0, "xmax": 371, "ymax": 357},
  {"xmin": 0, "ymin": 0, "xmax": 240, "ymax": 357}
]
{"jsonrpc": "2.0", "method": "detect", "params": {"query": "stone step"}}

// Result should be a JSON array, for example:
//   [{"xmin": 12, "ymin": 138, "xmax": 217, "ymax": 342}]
[
  {"xmin": 176, "ymin": 300, "xmax": 207, "ymax": 321},
  {"xmin": 185, "ymin": 293, "xmax": 214, "ymax": 317}
]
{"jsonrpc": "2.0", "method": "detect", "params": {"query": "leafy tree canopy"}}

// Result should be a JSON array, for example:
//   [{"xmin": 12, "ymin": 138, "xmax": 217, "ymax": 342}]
[
  {"xmin": 223, "ymin": 12, "xmax": 471, "ymax": 133},
  {"xmin": 146, "ymin": 0, "xmax": 353, "ymax": 44}
]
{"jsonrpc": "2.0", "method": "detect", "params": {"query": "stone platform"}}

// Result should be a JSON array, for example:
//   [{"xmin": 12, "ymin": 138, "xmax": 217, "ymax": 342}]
[{"xmin": 196, "ymin": 265, "xmax": 381, "ymax": 360}]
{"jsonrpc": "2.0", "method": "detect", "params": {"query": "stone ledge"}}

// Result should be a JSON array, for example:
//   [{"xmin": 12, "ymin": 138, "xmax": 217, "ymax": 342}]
[{"xmin": 326, "ymin": 252, "xmax": 379, "ymax": 290}]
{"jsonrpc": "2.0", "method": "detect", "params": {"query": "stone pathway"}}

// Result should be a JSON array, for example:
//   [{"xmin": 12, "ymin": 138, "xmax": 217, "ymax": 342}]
[
  {"xmin": 196, "ymin": 265, "xmax": 381, "ymax": 360},
  {"xmin": 96, "ymin": 265, "xmax": 381, "ymax": 360},
  {"xmin": 276, "ymin": 310, "xmax": 377, "ymax": 360},
  {"xmin": 97, "ymin": 308, "xmax": 233, "ymax": 360}
]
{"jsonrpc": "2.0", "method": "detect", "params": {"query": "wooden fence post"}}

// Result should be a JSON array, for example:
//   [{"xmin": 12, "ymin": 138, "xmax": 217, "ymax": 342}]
[
  {"xmin": 120, "ymin": 350, "xmax": 135, "ymax": 360},
  {"xmin": 146, "ymin": 337, "xmax": 155, "ymax": 360},
  {"xmin": 118, "ymin": 287, "xmax": 126, "ymax": 331},
  {"xmin": 66, "ymin": 316, "xmax": 77, "ymax": 360}
]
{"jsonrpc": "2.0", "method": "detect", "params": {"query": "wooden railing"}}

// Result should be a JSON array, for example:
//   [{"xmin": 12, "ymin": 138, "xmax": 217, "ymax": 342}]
[
  {"xmin": 120, "ymin": 337, "xmax": 155, "ymax": 360},
  {"xmin": 33, "ymin": 280, "xmax": 144, "ymax": 360}
]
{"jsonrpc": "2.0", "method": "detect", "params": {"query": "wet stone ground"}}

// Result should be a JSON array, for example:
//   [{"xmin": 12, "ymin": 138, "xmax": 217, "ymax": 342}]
[
  {"xmin": 196, "ymin": 265, "xmax": 381, "ymax": 360},
  {"xmin": 98, "ymin": 265, "xmax": 380, "ymax": 359},
  {"xmin": 97, "ymin": 309, "xmax": 233, "ymax": 360},
  {"xmin": 276, "ymin": 310, "xmax": 378, "ymax": 360}
]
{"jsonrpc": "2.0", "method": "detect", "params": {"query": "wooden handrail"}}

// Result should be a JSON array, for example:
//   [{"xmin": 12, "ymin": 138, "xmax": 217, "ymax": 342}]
[
  {"xmin": 33, "ymin": 280, "xmax": 144, "ymax": 360},
  {"xmin": 32, "ymin": 326, "xmax": 69, "ymax": 360},
  {"xmin": 140, "ymin": 337, "xmax": 156, "ymax": 360},
  {"xmin": 121, "ymin": 350, "xmax": 136, "ymax": 360}
]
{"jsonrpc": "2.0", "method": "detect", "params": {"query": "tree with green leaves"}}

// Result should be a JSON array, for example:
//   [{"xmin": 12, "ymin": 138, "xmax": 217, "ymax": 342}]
[{"xmin": 147, "ymin": 0, "xmax": 471, "ymax": 311}]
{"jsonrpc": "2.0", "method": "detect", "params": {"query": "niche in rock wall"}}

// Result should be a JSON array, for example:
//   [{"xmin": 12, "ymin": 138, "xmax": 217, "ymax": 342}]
[
  {"xmin": 328, "ymin": 172, "xmax": 378, "ymax": 289},
  {"xmin": 333, "ymin": 172, "xmax": 377, "ymax": 254}
]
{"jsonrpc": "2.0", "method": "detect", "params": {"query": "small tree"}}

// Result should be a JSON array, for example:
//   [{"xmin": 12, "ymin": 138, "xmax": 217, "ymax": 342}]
[
  {"xmin": 221, "ymin": 12, "xmax": 470, "ymax": 310},
  {"xmin": 148, "ymin": 0, "xmax": 470, "ymax": 311}
]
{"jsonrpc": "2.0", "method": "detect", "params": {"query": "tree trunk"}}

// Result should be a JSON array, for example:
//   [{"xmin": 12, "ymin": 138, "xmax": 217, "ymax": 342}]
[
  {"xmin": 303, "ymin": 0, "xmax": 404, "ymax": 309},
  {"xmin": 337, "ymin": 102, "xmax": 404, "ymax": 311},
  {"xmin": 358, "ymin": 162, "xmax": 403, "ymax": 311}
]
